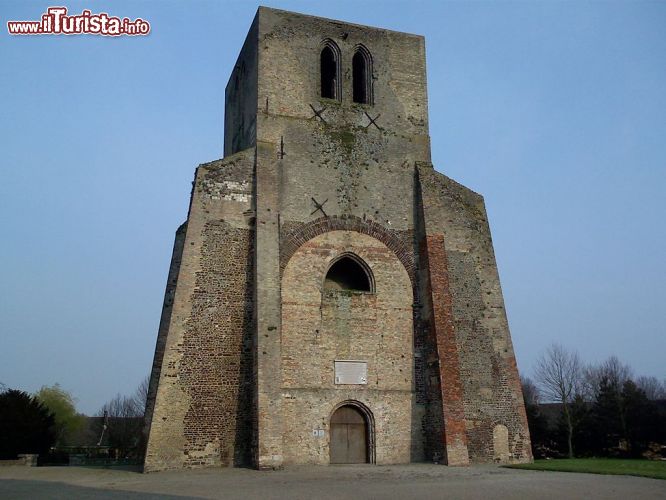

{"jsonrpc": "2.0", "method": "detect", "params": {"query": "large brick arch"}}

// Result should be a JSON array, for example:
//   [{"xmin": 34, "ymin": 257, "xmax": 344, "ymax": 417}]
[
  {"xmin": 279, "ymin": 215, "xmax": 415, "ymax": 284},
  {"xmin": 279, "ymin": 229, "xmax": 415, "ymax": 464}
]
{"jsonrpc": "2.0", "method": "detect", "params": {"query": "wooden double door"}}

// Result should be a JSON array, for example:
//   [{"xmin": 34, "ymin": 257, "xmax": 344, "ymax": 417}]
[{"xmin": 330, "ymin": 405, "xmax": 368, "ymax": 464}]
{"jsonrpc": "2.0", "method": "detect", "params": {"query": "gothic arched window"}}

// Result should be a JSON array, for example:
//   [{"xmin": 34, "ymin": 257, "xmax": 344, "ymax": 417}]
[
  {"xmin": 320, "ymin": 41, "xmax": 341, "ymax": 100},
  {"xmin": 352, "ymin": 46, "xmax": 372, "ymax": 104}
]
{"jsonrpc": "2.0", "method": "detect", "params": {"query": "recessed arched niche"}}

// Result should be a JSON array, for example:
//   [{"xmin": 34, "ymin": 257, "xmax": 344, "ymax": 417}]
[{"xmin": 323, "ymin": 254, "xmax": 374, "ymax": 293}]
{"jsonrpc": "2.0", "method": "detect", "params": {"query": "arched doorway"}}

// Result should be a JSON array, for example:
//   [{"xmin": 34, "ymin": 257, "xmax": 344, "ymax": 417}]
[{"xmin": 330, "ymin": 405, "xmax": 370, "ymax": 464}]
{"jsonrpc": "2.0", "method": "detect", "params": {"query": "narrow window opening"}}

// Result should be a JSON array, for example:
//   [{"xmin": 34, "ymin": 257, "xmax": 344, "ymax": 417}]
[
  {"xmin": 324, "ymin": 256, "xmax": 372, "ymax": 292},
  {"xmin": 352, "ymin": 52, "xmax": 367, "ymax": 103},
  {"xmin": 321, "ymin": 46, "xmax": 338, "ymax": 99},
  {"xmin": 352, "ymin": 47, "xmax": 372, "ymax": 104}
]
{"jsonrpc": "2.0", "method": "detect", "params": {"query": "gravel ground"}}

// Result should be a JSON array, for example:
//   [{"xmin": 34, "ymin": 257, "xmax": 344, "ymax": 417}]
[{"xmin": 1, "ymin": 463, "xmax": 665, "ymax": 499}]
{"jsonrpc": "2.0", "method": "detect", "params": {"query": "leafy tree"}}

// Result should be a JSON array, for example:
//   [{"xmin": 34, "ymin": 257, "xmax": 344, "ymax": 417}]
[
  {"xmin": 34, "ymin": 384, "xmax": 85, "ymax": 447},
  {"xmin": 621, "ymin": 380, "xmax": 661, "ymax": 456},
  {"xmin": 534, "ymin": 343, "xmax": 583, "ymax": 458},
  {"xmin": 589, "ymin": 376, "xmax": 623, "ymax": 454},
  {"xmin": 0, "ymin": 389, "xmax": 56, "ymax": 459},
  {"xmin": 587, "ymin": 376, "xmax": 659, "ymax": 456}
]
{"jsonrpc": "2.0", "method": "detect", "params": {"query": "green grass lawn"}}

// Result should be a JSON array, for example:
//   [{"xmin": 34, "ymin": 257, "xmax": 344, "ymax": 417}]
[{"xmin": 506, "ymin": 458, "xmax": 666, "ymax": 480}]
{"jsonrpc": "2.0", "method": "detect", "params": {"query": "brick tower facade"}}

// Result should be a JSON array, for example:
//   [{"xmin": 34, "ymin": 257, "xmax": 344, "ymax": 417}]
[{"xmin": 143, "ymin": 7, "xmax": 532, "ymax": 471}]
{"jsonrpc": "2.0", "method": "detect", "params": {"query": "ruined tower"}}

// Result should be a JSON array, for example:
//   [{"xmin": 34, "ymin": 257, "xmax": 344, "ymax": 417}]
[{"xmin": 143, "ymin": 7, "xmax": 532, "ymax": 471}]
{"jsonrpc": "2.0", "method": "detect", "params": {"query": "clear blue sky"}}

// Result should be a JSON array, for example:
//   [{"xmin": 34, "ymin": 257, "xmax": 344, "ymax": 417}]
[{"xmin": 1, "ymin": 1, "xmax": 664, "ymax": 415}]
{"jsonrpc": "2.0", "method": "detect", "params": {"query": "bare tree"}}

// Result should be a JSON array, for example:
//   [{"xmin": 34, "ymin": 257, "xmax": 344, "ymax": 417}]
[
  {"xmin": 521, "ymin": 376, "xmax": 540, "ymax": 406},
  {"xmin": 133, "ymin": 375, "xmax": 149, "ymax": 416},
  {"xmin": 96, "ymin": 376, "xmax": 150, "ymax": 457},
  {"xmin": 636, "ymin": 375, "xmax": 666, "ymax": 401},
  {"xmin": 96, "ymin": 394, "xmax": 143, "ymax": 456},
  {"xmin": 583, "ymin": 355, "xmax": 633, "ymax": 401},
  {"xmin": 534, "ymin": 344, "xmax": 583, "ymax": 458}
]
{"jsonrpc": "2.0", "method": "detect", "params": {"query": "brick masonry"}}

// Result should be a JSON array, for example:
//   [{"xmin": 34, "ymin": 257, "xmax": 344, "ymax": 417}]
[
  {"xmin": 280, "ymin": 215, "xmax": 414, "ymax": 282},
  {"xmin": 281, "ymin": 230, "xmax": 416, "ymax": 464},
  {"xmin": 143, "ymin": 7, "xmax": 532, "ymax": 472},
  {"xmin": 423, "ymin": 233, "xmax": 470, "ymax": 465},
  {"xmin": 178, "ymin": 220, "xmax": 254, "ymax": 467}
]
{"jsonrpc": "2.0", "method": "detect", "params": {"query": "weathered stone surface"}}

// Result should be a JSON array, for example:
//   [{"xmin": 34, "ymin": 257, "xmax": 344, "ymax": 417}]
[
  {"xmin": 143, "ymin": 7, "xmax": 531, "ymax": 472},
  {"xmin": 281, "ymin": 230, "xmax": 416, "ymax": 464}
]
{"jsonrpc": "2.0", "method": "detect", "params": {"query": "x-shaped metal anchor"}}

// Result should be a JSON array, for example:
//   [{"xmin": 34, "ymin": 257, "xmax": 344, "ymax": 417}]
[
  {"xmin": 364, "ymin": 111, "xmax": 382, "ymax": 130},
  {"xmin": 310, "ymin": 197, "xmax": 328, "ymax": 217},
  {"xmin": 309, "ymin": 104, "xmax": 328, "ymax": 124}
]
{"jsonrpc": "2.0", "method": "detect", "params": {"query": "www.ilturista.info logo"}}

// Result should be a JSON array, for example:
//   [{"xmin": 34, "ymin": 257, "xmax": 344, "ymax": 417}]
[{"xmin": 7, "ymin": 7, "xmax": 151, "ymax": 36}]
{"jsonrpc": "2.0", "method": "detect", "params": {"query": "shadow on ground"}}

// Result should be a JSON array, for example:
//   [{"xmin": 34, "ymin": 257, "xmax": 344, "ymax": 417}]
[
  {"xmin": 0, "ymin": 479, "xmax": 202, "ymax": 500},
  {"xmin": 2, "ymin": 464, "xmax": 666, "ymax": 500}
]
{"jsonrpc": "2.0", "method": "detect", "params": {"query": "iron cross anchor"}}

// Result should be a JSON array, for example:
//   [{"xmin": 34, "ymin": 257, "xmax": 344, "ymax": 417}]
[
  {"xmin": 309, "ymin": 104, "xmax": 328, "ymax": 124},
  {"xmin": 364, "ymin": 111, "xmax": 382, "ymax": 130},
  {"xmin": 310, "ymin": 197, "xmax": 329, "ymax": 217}
]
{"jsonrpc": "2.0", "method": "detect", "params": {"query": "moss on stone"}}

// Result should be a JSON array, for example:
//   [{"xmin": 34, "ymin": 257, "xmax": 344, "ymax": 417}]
[{"xmin": 325, "ymin": 127, "xmax": 360, "ymax": 156}]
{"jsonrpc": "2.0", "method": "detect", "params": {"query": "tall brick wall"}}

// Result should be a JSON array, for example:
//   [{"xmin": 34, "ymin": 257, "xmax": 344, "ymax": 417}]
[
  {"xmin": 256, "ymin": 7, "xmax": 429, "ymax": 233},
  {"xmin": 416, "ymin": 164, "xmax": 532, "ymax": 463},
  {"xmin": 179, "ymin": 220, "xmax": 254, "ymax": 467},
  {"xmin": 144, "ymin": 151, "xmax": 255, "ymax": 471},
  {"xmin": 281, "ymin": 230, "xmax": 418, "ymax": 464},
  {"xmin": 143, "ymin": 223, "xmax": 187, "ymax": 450},
  {"xmin": 412, "ymin": 182, "xmax": 443, "ymax": 463},
  {"xmin": 224, "ymin": 15, "xmax": 258, "ymax": 157},
  {"xmin": 422, "ymin": 233, "xmax": 470, "ymax": 465},
  {"xmin": 252, "ymin": 10, "xmax": 433, "ymax": 467}
]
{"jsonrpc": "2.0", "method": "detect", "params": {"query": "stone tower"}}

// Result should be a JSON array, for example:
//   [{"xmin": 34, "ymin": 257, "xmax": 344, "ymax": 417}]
[{"xmin": 143, "ymin": 7, "xmax": 531, "ymax": 471}]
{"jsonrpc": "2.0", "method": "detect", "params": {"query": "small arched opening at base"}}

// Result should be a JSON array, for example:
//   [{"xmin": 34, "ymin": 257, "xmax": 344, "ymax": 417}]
[
  {"xmin": 323, "ymin": 253, "xmax": 374, "ymax": 292},
  {"xmin": 329, "ymin": 401, "xmax": 375, "ymax": 464},
  {"xmin": 493, "ymin": 424, "xmax": 510, "ymax": 463}
]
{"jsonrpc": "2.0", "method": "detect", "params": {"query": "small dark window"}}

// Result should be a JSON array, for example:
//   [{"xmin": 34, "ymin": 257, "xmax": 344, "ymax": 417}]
[
  {"xmin": 321, "ymin": 46, "xmax": 338, "ymax": 99},
  {"xmin": 352, "ymin": 47, "xmax": 372, "ymax": 104},
  {"xmin": 324, "ymin": 256, "xmax": 372, "ymax": 292}
]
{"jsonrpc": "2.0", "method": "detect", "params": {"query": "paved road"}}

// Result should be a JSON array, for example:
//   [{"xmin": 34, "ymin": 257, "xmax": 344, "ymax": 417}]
[{"xmin": 1, "ymin": 464, "xmax": 665, "ymax": 499}]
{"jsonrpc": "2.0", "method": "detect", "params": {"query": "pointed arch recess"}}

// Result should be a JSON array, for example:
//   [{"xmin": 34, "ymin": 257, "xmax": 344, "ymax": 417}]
[
  {"xmin": 323, "ymin": 252, "xmax": 375, "ymax": 292},
  {"xmin": 320, "ymin": 39, "xmax": 342, "ymax": 100},
  {"xmin": 352, "ymin": 44, "xmax": 373, "ymax": 104},
  {"xmin": 280, "ymin": 215, "xmax": 414, "ymax": 286}
]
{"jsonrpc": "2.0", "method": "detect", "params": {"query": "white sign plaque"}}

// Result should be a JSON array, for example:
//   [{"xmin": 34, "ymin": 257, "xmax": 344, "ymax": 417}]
[{"xmin": 334, "ymin": 360, "xmax": 368, "ymax": 385}]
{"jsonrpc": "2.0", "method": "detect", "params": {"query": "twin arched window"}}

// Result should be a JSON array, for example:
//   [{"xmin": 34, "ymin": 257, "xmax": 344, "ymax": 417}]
[{"xmin": 320, "ymin": 41, "xmax": 372, "ymax": 104}]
